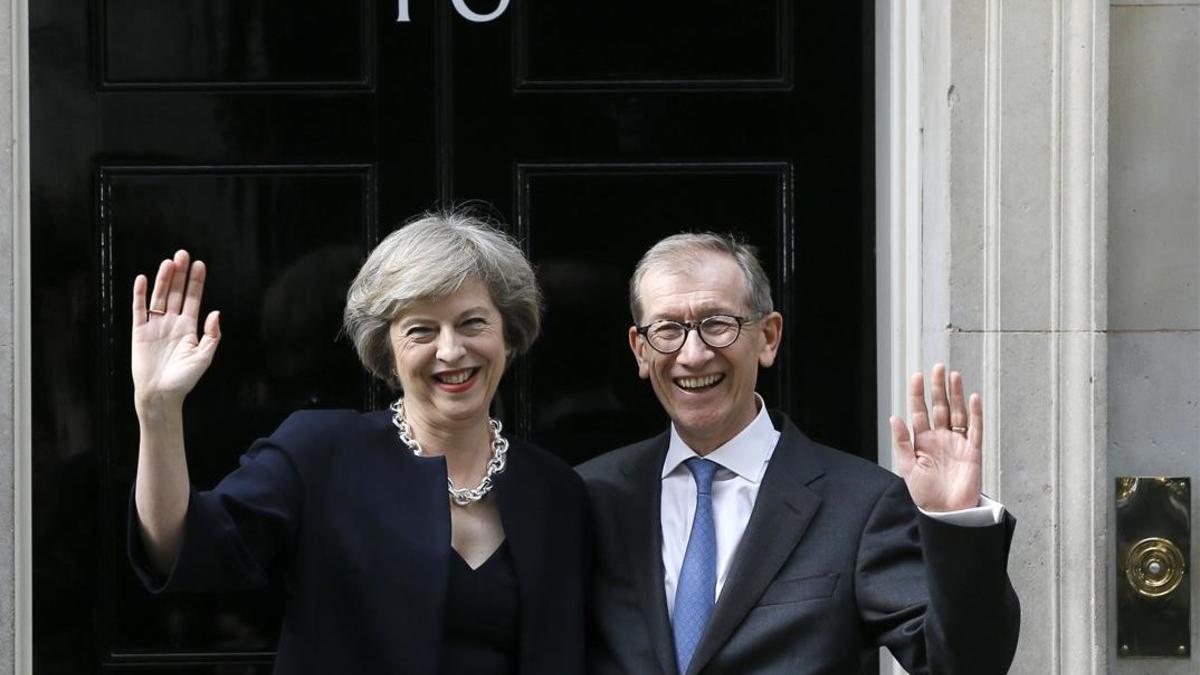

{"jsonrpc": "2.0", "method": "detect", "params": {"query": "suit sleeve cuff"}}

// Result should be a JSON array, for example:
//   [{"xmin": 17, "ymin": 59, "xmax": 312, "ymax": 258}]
[{"xmin": 918, "ymin": 494, "xmax": 1005, "ymax": 527}]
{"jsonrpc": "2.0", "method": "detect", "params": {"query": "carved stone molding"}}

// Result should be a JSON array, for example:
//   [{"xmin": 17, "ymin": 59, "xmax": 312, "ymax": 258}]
[
  {"xmin": 2, "ymin": 0, "xmax": 31, "ymax": 671},
  {"xmin": 886, "ymin": 0, "xmax": 1110, "ymax": 672}
]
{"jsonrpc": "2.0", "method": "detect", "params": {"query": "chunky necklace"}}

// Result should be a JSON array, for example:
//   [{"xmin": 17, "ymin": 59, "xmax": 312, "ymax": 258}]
[{"xmin": 389, "ymin": 398, "xmax": 509, "ymax": 506}]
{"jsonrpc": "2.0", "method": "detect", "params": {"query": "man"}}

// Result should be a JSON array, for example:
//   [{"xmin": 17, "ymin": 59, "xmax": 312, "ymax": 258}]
[{"xmin": 577, "ymin": 233, "xmax": 1020, "ymax": 675}]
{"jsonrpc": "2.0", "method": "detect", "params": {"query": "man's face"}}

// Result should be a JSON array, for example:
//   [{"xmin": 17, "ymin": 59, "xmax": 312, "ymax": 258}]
[{"xmin": 629, "ymin": 251, "xmax": 782, "ymax": 453}]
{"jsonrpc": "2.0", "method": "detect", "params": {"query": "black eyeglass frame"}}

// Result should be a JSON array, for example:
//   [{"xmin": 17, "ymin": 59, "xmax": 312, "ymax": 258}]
[{"xmin": 635, "ymin": 314, "xmax": 759, "ymax": 354}]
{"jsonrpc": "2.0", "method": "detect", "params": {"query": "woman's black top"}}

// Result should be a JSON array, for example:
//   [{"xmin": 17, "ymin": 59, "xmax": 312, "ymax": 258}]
[
  {"xmin": 127, "ymin": 410, "xmax": 588, "ymax": 674},
  {"xmin": 439, "ymin": 542, "xmax": 520, "ymax": 675}
]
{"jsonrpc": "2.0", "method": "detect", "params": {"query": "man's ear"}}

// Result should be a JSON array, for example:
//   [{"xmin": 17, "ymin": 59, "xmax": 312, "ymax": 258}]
[
  {"xmin": 628, "ymin": 325, "xmax": 651, "ymax": 379},
  {"xmin": 757, "ymin": 311, "xmax": 783, "ymax": 368}
]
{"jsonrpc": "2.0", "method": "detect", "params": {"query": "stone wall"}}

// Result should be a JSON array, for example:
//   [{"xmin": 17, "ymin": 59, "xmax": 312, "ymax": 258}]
[
  {"xmin": 922, "ymin": 0, "xmax": 1110, "ymax": 672},
  {"xmin": 1108, "ymin": 3, "xmax": 1200, "ymax": 672}
]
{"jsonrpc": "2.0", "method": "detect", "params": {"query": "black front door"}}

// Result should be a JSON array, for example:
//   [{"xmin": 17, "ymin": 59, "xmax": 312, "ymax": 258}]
[{"xmin": 31, "ymin": 1, "xmax": 874, "ymax": 670}]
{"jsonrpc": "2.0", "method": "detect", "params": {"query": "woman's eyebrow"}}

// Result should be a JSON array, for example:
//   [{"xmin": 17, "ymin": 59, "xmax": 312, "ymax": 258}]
[
  {"xmin": 394, "ymin": 315, "xmax": 431, "ymax": 329},
  {"xmin": 455, "ymin": 306, "xmax": 493, "ymax": 319}
]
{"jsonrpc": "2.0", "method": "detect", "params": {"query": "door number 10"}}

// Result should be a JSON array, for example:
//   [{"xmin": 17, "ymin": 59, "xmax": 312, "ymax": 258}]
[{"xmin": 397, "ymin": 0, "xmax": 510, "ymax": 23}]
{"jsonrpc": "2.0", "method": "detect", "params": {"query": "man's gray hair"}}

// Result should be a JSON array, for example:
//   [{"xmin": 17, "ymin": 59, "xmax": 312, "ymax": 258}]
[
  {"xmin": 629, "ymin": 232, "xmax": 774, "ymax": 324},
  {"xmin": 343, "ymin": 209, "xmax": 542, "ymax": 389}
]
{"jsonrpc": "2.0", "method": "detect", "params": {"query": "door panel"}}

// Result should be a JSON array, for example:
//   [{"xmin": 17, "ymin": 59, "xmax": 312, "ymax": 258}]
[
  {"xmin": 515, "ymin": 1, "xmax": 789, "ymax": 88},
  {"xmin": 100, "ymin": 0, "xmax": 372, "ymax": 87},
  {"xmin": 517, "ymin": 163, "xmax": 791, "ymax": 462},
  {"xmin": 101, "ymin": 167, "xmax": 373, "ymax": 663},
  {"xmin": 31, "ymin": 0, "xmax": 874, "ymax": 670}
]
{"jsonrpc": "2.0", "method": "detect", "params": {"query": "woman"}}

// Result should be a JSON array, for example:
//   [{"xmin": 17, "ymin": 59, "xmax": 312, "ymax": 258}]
[{"xmin": 129, "ymin": 212, "xmax": 587, "ymax": 674}]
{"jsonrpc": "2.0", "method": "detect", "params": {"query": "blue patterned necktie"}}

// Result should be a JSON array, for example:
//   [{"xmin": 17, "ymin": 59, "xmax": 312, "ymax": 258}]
[{"xmin": 673, "ymin": 457, "xmax": 719, "ymax": 674}]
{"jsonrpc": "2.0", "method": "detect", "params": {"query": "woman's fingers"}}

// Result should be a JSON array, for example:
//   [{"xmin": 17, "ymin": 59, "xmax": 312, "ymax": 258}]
[
  {"xmin": 203, "ymin": 310, "xmax": 221, "ymax": 340},
  {"xmin": 148, "ymin": 258, "xmax": 173, "ymax": 315},
  {"xmin": 165, "ymin": 250, "xmax": 190, "ymax": 313},
  {"xmin": 132, "ymin": 274, "xmax": 148, "ymax": 327},
  {"xmin": 181, "ymin": 260, "xmax": 207, "ymax": 320},
  {"xmin": 198, "ymin": 310, "xmax": 222, "ymax": 357}
]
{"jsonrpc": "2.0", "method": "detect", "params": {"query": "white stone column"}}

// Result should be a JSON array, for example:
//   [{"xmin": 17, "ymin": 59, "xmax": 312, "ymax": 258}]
[
  {"xmin": 914, "ymin": 0, "xmax": 1110, "ymax": 672},
  {"xmin": 1, "ymin": 0, "xmax": 30, "ymax": 670}
]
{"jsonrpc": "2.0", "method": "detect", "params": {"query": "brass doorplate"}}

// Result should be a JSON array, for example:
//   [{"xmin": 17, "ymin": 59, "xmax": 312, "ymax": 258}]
[{"xmin": 1115, "ymin": 477, "xmax": 1190, "ymax": 658}]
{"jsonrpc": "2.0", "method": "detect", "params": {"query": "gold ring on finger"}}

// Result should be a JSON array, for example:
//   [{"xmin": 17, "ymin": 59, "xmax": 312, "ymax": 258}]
[
  {"xmin": 147, "ymin": 307, "xmax": 167, "ymax": 316},
  {"xmin": 950, "ymin": 425, "xmax": 967, "ymax": 434}
]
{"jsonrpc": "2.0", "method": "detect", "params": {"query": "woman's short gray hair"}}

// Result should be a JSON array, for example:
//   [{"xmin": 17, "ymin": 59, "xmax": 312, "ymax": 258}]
[
  {"xmin": 629, "ymin": 232, "xmax": 774, "ymax": 324},
  {"xmin": 343, "ymin": 210, "xmax": 542, "ymax": 389}
]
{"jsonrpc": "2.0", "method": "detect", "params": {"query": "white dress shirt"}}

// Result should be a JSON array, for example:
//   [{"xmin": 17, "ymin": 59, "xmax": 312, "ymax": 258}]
[{"xmin": 660, "ymin": 397, "xmax": 1005, "ymax": 618}]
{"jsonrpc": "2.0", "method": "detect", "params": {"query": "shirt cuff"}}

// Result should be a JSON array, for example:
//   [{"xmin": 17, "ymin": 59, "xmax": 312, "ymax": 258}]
[{"xmin": 918, "ymin": 495, "xmax": 1005, "ymax": 527}]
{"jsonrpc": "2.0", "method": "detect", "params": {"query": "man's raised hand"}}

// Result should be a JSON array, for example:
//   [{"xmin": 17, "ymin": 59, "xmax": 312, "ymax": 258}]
[{"xmin": 889, "ymin": 363, "xmax": 983, "ymax": 512}]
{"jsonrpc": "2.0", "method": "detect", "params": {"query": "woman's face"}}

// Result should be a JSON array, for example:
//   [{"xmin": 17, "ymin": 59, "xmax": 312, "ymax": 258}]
[{"xmin": 388, "ymin": 277, "xmax": 509, "ymax": 430}]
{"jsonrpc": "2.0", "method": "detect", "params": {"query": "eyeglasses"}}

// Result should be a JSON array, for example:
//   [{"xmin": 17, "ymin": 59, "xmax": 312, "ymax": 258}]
[{"xmin": 636, "ymin": 314, "xmax": 757, "ymax": 354}]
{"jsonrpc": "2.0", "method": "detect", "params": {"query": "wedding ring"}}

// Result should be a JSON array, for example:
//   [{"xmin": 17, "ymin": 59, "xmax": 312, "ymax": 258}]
[
  {"xmin": 950, "ymin": 425, "xmax": 968, "ymax": 434},
  {"xmin": 147, "ymin": 308, "xmax": 167, "ymax": 316}
]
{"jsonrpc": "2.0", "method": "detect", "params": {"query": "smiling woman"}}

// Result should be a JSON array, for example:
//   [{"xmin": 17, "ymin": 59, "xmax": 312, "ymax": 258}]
[
  {"xmin": 128, "ymin": 210, "xmax": 587, "ymax": 674},
  {"xmin": 387, "ymin": 278, "xmax": 511, "ymax": 431},
  {"xmin": 343, "ymin": 211, "xmax": 541, "ymax": 390}
]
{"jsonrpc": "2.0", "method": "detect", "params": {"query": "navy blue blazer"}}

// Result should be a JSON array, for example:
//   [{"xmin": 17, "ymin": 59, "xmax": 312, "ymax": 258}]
[
  {"xmin": 578, "ymin": 411, "xmax": 1020, "ymax": 675},
  {"xmin": 129, "ymin": 409, "xmax": 589, "ymax": 674}
]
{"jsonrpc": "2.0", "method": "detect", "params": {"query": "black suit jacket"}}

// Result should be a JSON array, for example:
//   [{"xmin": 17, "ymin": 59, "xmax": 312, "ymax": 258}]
[
  {"xmin": 577, "ymin": 411, "xmax": 1019, "ymax": 675},
  {"xmin": 129, "ymin": 409, "xmax": 588, "ymax": 674}
]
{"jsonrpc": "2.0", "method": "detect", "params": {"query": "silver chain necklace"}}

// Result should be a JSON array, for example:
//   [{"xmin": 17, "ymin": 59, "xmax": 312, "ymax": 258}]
[{"xmin": 389, "ymin": 398, "xmax": 509, "ymax": 506}]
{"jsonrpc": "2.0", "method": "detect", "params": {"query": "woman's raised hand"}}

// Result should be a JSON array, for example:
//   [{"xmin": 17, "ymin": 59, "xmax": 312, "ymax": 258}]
[{"xmin": 131, "ymin": 250, "xmax": 221, "ymax": 413}]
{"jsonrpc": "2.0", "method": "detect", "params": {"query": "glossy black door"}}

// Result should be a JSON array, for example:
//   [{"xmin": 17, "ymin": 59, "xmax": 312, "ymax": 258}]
[{"xmin": 31, "ymin": 1, "xmax": 874, "ymax": 671}]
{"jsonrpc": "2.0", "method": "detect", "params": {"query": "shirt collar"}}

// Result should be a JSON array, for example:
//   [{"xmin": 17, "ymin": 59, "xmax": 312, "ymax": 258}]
[{"xmin": 661, "ymin": 394, "xmax": 778, "ymax": 482}]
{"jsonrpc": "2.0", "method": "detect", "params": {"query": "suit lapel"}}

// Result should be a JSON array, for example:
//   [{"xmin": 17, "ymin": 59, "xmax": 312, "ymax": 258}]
[
  {"xmin": 617, "ymin": 434, "xmax": 678, "ymax": 675},
  {"xmin": 686, "ymin": 416, "xmax": 826, "ymax": 675}
]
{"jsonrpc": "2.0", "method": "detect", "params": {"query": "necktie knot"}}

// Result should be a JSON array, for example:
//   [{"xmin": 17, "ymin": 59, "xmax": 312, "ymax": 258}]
[{"xmin": 684, "ymin": 457, "xmax": 719, "ymax": 496}]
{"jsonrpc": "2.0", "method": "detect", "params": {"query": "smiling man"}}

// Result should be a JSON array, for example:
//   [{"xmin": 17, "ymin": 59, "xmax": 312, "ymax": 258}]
[{"xmin": 577, "ymin": 233, "xmax": 1020, "ymax": 675}]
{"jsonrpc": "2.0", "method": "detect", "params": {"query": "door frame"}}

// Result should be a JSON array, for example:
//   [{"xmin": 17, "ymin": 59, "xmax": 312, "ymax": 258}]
[
  {"xmin": 874, "ymin": 1, "xmax": 923, "ymax": 669},
  {"xmin": 5, "ymin": 1, "xmax": 899, "ymax": 671},
  {"xmin": 874, "ymin": 0, "xmax": 922, "ymax": 481},
  {"xmin": 7, "ymin": 0, "xmax": 32, "ymax": 669}
]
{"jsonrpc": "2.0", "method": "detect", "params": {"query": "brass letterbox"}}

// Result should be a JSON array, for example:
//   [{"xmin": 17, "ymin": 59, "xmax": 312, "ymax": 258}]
[{"xmin": 1115, "ymin": 477, "xmax": 1190, "ymax": 658}]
